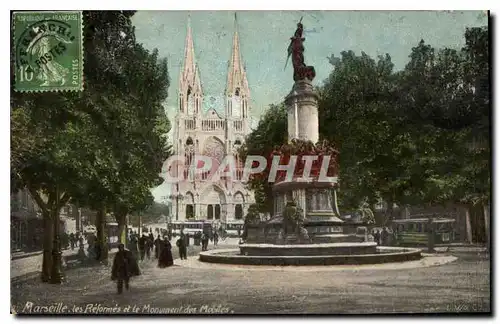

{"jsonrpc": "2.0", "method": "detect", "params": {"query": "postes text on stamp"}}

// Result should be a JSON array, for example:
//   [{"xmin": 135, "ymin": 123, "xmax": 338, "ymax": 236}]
[{"xmin": 13, "ymin": 11, "xmax": 83, "ymax": 92}]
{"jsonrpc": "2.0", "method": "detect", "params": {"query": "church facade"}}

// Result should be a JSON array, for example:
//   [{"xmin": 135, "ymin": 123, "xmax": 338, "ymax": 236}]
[{"xmin": 171, "ymin": 16, "xmax": 255, "ymax": 223}]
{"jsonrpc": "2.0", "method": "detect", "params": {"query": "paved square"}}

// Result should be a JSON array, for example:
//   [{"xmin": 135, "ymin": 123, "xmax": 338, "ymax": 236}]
[{"xmin": 11, "ymin": 245, "xmax": 490, "ymax": 314}]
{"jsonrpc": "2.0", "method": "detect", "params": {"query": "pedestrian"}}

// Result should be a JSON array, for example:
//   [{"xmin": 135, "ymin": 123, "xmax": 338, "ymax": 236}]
[
  {"xmin": 201, "ymin": 232, "xmax": 208, "ymax": 251},
  {"xmin": 176, "ymin": 234, "xmax": 187, "ymax": 260},
  {"xmin": 111, "ymin": 244, "xmax": 140, "ymax": 294},
  {"xmin": 154, "ymin": 234, "xmax": 162, "ymax": 259},
  {"xmin": 87, "ymin": 233, "xmax": 97, "ymax": 259},
  {"xmin": 138, "ymin": 234, "xmax": 147, "ymax": 261},
  {"xmin": 148, "ymin": 232, "xmax": 154, "ymax": 247},
  {"xmin": 200, "ymin": 232, "xmax": 204, "ymax": 251},
  {"xmin": 158, "ymin": 238, "xmax": 174, "ymax": 268},
  {"xmin": 381, "ymin": 227, "xmax": 389, "ymax": 246},
  {"xmin": 128, "ymin": 233, "xmax": 138, "ymax": 259},
  {"xmin": 69, "ymin": 233, "xmax": 75, "ymax": 250},
  {"xmin": 146, "ymin": 235, "xmax": 153, "ymax": 260},
  {"xmin": 373, "ymin": 229, "xmax": 381, "ymax": 245},
  {"xmin": 78, "ymin": 233, "xmax": 84, "ymax": 248},
  {"xmin": 213, "ymin": 231, "xmax": 219, "ymax": 247}
]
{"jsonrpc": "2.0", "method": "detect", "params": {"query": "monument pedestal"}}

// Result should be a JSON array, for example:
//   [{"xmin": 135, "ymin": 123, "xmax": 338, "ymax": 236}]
[{"xmin": 285, "ymin": 79, "xmax": 320, "ymax": 143}]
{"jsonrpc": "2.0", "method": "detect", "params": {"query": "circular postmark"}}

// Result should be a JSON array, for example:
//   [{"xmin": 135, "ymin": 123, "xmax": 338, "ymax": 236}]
[{"xmin": 15, "ymin": 19, "xmax": 77, "ymax": 87}]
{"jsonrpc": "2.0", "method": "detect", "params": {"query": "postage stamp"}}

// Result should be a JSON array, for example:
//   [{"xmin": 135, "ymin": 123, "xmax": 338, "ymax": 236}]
[{"xmin": 12, "ymin": 11, "xmax": 83, "ymax": 92}]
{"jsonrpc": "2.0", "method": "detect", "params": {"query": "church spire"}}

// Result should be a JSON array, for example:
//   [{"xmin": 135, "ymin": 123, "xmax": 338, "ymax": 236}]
[
  {"xmin": 181, "ymin": 15, "xmax": 197, "ymax": 83},
  {"xmin": 179, "ymin": 15, "xmax": 203, "ymax": 116},
  {"xmin": 226, "ymin": 12, "xmax": 249, "ymax": 97},
  {"xmin": 226, "ymin": 12, "xmax": 250, "ymax": 120}
]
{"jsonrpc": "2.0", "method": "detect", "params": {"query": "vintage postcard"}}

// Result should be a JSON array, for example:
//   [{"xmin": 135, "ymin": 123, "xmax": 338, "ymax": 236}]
[{"xmin": 10, "ymin": 10, "xmax": 490, "ymax": 315}]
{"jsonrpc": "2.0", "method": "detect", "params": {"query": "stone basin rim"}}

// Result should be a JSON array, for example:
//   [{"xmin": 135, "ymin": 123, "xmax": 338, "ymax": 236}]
[
  {"xmin": 239, "ymin": 242, "xmax": 377, "ymax": 248},
  {"xmin": 200, "ymin": 246, "xmax": 422, "ymax": 258}
]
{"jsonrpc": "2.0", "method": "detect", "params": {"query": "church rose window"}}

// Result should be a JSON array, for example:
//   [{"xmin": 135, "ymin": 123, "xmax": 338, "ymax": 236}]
[{"xmin": 203, "ymin": 137, "xmax": 225, "ymax": 164}]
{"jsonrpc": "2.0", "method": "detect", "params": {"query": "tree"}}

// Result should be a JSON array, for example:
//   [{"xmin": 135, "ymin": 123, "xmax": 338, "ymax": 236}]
[
  {"xmin": 244, "ymin": 204, "xmax": 261, "ymax": 225},
  {"xmin": 103, "ymin": 45, "xmax": 171, "ymax": 247},
  {"xmin": 238, "ymin": 27, "xmax": 490, "ymax": 239},
  {"xmin": 239, "ymin": 103, "xmax": 287, "ymax": 214},
  {"xmin": 318, "ymin": 50, "xmax": 419, "ymax": 222},
  {"xmin": 139, "ymin": 201, "xmax": 171, "ymax": 226},
  {"xmin": 11, "ymin": 11, "xmax": 172, "ymax": 280},
  {"xmin": 396, "ymin": 27, "xmax": 490, "ymax": 241}
]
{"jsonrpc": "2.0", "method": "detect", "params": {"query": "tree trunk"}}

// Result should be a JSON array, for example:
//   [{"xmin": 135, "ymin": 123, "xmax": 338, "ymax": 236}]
[
  {"xmin": 116, "ymin": 212, "xmax": 127, "ymax": 245},
  {"xmin": 464, "ymin": 205, "xmax": 473, "ymax": 244},
  {"xmin": 138, "ymin": 213, "xmax": 142, "ymax": 237},
  {"xmin": 95, "ymin": 206, "xmax": 108, "ymax": 262},
  {"xmin": 50, "ymin": 206, "xmax": 64, "ymax": 284},
  {"xmin": 385, "ymin": 199, "xmax": 394, "ymax": 225},
  {"xmin": 483, "ymin": 202, "xmax": 490, "ymax": 251},
  {"xmin": 41, "ymin": 211, "xmax": 53, "ymax": 282}
]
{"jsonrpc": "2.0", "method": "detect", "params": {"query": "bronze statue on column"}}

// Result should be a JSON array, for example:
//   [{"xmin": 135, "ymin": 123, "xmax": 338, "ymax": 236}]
[{"xmin": 285, "ymin": 18, "xmax": 316, "ymax": 82}]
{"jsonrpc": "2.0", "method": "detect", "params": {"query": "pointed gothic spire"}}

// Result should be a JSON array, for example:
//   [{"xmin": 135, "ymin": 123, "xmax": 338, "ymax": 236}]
[
  {"xmin": 179, "ymin": 15, "xmax": 203, "ymax": 116},
  {"xmin": 182, "ymin": 14, "xmax": 196, "ymax": 79},
  {"xmin": 226, "ymin": 12, "xmax": 249, "ymax": 97}
]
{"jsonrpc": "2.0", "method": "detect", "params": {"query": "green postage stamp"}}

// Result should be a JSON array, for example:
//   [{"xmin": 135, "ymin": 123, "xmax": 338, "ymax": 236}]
[{"xmin": 13, "ymin": 11, "xmax": 83, "ymax": 92}]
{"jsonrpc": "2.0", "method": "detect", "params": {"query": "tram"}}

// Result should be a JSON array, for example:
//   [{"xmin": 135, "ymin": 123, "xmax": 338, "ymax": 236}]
[
  {"xmin": 169, "ymin": 220, "xmax": 214, "ymax": 237},
  {"xmin": 392, "ymin": 217, "xmax": 456, "ymax": 246},
  {"xmin": 224, "ymin": 220, "xmax": 244, "ymax": 237}
]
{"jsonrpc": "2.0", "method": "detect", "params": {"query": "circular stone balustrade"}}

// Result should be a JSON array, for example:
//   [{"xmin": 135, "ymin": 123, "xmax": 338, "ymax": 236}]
[{"xmin": 199, "ymin": 246, "xmax": 422, "ymax": 266}]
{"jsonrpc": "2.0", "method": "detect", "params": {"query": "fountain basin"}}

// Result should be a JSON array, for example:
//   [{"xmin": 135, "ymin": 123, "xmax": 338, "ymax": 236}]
[
  {"xmin": 199, "ymin": 246, "xmax": 422, "ymax": 266},
  {"xmin": 240, "ymin": 242, "xmax": 377, "ymax": 256}
]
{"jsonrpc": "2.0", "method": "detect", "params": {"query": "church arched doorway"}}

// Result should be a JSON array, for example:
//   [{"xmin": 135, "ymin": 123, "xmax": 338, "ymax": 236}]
[
  {"xmin": 207, "ymin": 204, "xmax": 214, "ymax": 220},
  {"xmin": 200, "ymin": 185, "xmax": 226, "ymax": 221},
  {"xmin": 235, "ymin": 204, "xmax": 243, "ymax": 220},
  {"xmin": 233, "ymin": 191, "xmax": 245, "ymax": 220}
]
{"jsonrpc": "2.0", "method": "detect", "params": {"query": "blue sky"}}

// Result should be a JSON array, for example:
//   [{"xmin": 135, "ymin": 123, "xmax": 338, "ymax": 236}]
[{"xmin": 131, "ymin": 10, "xmax": 487, "ymax": 202}]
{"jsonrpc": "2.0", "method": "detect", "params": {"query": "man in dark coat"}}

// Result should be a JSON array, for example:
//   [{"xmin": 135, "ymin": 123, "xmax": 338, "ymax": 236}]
[
  {"xmin": 373, "ymin": 229, "xmax": 381, "ymax": 245},
  {"xmin": 381, "ymin": 227, "xmax": 389, "ymax": 246},
  {"xmin": 213, "ymin": 231, "xmax": 219, "ymax": 247},
  {"xmin": 176, "ymin": 234, "xmax": 187, "ymax": 260},
  {"xmin": 145, "ymin": 234, "xmax": 153, "ymax": 260},
  {"xmin": 111, "ymin": 244, "xmax": 140, "ymax": 294},
  {"xmin": 158, "ymin": 238, "xmax": 174, "ymax": 268},
  {"xmin": 201, "ymin": 232, "xmax": 208, "ymax": 251},
  {"xmin": 138, "ymin": 234, "xmax": 147, "ymax": 261},
  {"xmin": 69, "ymin": 233, "xmax": 75, "ymax": 250},
  {"xmin": 128, "ymin": 233, "xmax": 138, "ymax": 259},
  {"xmin": 154, "ymin": 234, "xmax": 163, "ymax": 259},
  {"xmin": 148, "ymin": 233, "xmax": 155, "ymax": 257}
]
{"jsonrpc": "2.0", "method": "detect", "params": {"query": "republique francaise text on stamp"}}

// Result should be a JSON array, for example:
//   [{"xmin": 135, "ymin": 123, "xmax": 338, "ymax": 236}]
[{"xmin": 13, "ymin": 11, "xmax": 83, "ymax": 92}]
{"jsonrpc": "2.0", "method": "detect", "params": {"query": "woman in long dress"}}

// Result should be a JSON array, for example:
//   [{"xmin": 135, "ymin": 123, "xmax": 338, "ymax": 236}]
[{"xmin": 158, "ymin": 238, "xmax": 174, "ymax": 268}]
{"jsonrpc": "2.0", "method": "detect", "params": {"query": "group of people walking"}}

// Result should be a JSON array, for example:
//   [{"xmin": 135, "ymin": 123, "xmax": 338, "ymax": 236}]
[
  {"xmin": 111, "ymin": 231, "xmax": 191, "ymax": 294},
  {"xmin": 373, "ymin": 227, "xmax": 390, "ymax": 246},
  {"xmin": 195, "ymin": 230, "xmax": 219, "ymax": 251},
  {"xmin": 125, "ymin": 232, "xmax": 175, "ymax": 265},
  {"xmin": 68, "ymin": 232, "xmax": 85, "ymax": 250}
]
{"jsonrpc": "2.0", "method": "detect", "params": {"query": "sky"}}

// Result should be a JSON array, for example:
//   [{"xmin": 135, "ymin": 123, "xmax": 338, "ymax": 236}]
[{"xmin": 131, "ymin": 10, "xmax": 487, "ymax": 202}]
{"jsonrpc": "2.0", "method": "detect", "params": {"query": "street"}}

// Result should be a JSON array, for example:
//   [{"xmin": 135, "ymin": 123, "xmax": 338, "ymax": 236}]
[{"xmin": 11, "ymin": 245, "xmax": 490, "ymax": 314}]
